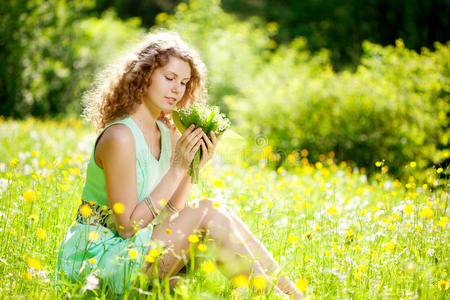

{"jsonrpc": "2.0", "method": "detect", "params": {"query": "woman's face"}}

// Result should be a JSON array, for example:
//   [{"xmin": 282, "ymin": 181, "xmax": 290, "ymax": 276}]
[{"xmin": 144, "ymin": 56, "xmax": 191, "ymax": 113}]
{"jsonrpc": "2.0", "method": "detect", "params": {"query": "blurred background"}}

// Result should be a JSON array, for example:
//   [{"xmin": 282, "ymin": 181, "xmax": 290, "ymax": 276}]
[{"xmin": 1, "ymin": 0, "xmax": 449, "ymax": 180}]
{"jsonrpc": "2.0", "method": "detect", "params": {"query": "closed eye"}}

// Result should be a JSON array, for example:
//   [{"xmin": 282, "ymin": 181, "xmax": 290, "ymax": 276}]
[{"xmin": 165, "ymin": 76, "xmax": 174, "ymax": 81}]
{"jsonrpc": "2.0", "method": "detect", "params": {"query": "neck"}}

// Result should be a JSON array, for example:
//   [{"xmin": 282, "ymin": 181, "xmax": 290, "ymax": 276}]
[{"xmin": 130, "ymin": 103, "xmax": 161, "ymax": 133}]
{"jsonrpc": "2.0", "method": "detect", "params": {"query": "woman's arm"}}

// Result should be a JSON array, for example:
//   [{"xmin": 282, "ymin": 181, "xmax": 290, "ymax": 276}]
[{"xmin": 97, "ymin": 124, "xmax": 203, "ymax": 239}]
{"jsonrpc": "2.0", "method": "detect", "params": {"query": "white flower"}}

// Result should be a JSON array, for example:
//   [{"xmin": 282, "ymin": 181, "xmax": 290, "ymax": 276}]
[{"xmin": 84, "ymin": 274, "xmax": 99, "ymax": 291}]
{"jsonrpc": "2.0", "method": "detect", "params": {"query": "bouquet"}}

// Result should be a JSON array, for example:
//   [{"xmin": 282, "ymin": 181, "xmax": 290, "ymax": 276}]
[{"xmin": 172, "ymin": 103, "xmax": 231, "ymax": 183}]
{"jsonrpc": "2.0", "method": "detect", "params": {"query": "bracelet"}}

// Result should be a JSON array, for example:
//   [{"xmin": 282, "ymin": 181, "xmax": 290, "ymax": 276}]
[
  {"xmin": 144, "ymin": 195, "xmax": 159, "ymax": 219},
  {"xmin": 166, "ymin": 201, "xmax": 180, "ymax": 213}
]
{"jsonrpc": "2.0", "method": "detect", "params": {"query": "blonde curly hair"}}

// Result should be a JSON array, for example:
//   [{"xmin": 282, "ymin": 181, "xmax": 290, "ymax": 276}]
[{"xmin": 82, "ymin": 30, "xmax": 207, "ymax": 131}]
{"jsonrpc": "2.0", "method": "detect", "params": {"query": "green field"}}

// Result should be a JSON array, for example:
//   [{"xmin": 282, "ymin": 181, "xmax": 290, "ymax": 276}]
[{"xmin": 0, "ymin": 118, "xmax": 448, "ymax": 299}]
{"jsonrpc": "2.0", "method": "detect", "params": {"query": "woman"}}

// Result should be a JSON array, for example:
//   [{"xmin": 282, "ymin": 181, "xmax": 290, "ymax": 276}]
[{"xmin": 56, "ymin": 31, "xmax": 305, "ymax": 299}]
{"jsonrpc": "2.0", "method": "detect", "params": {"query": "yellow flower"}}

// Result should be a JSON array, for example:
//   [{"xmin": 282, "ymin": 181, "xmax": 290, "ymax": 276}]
[
  {"xmin": 262, "ymin": 218, "xmax": 269, "ymax": 226},
  {"xmin": 145, "ymin": 255, "xmax": 155, "ymax": 263},
  {"xmin": 406, "ymin": 263, "xmax": 415, "ymax": 273},
  {"xmin": 375, "ymin": 283, "xmax": 382, "ymax": 290},
  {"xmin": 233, "ymin": 274, "xmax": 249, "ymax": 288},
  {"xmin": 410, "ymin": 161, "xmax": 416, "ymax": 168},
  {"xmin": 304, "ymin": 255, "xmax": 310, "ymax": 262},
  {"xmin": 360, "ymin": 209, "xmax": 367, "ymax": 216},
  {"xmin": 384, "ymin": 241, "xmax": 396, "ymax": 251},
  {"xmin": 326, "ymin": 206, "xmax": 339, "ymax": 215},
  {"xmin": 28, "ymin": 214, "xmax": 38, "ymax": 221},
  {"xmin": 295, "ymin": 278, "xmax": 308, "ymax": 292},
  {"xmin": 80, "ymin": 204, "xmax": 92, "ymax": 217},
  {"xmin": 388, "ymin": 225, "xmax": 396, "ymax": 230},
  {"xmin": 113, "ymin": 203, "xmax": 125, "ymax": 214},
  {"xmin": 128, "ymin": 248, "xmax": 139, "ymax": 259},
  {"xmin": 354, "ymin": 245, "xmax": 361, "ymax": 252},
  {"xmin": 345, "ymin": 230, "xmax": 355, "ymax": 238},
  {"xmin": 27, "ymin": 257, "xmax": 43, "ymax": 270},
  {"xmin": 165, "ymin": 228, "xmax": 172, "ymax": 234},
  {"xmin": 303, "ymin": 231, "xmax": 312, "ymax": 239},
  {"xmin": 419, "ymin": 207, "xmax": 433, "ymax": 218},
  {"xmin": 332, "ymin": 242, "xmax": 338, "ymax": 249},
  {"xmin": 252, "ymin": 275, "xmax": 267, "ymax": 290},
  {"xmin": 88, "ymin": 258, "xmax": 97, "ymax": 264},
  {"xmin": 403, "ymin": 204, "xmax": 414, "ymax": 214},
  {"xmin": 436, "ymin": 167, "xmax": 443, "ymax": 174},
  {"xmin": 358, "ymin": 265, "xmax": 366, "ymax": 273},
  {"xmin": 198, "ymin": 244, "xmax": 208, "ymax": 252},
  {"xmin": 10, "ymin": 157, "xmax": 19, "ymax": 167},
  {"xmin": 149, "ymin": 248, "xmax": 159, "ymax": 257},
  {"xmin": 88, "ymin": 231, "xmax": 99, "ymax": 242},
  {"xmin": 36, "ymin": 228, "xmax": 46, "ymax": 240},
  {"xmin": 437, "ymin": 280, "xmax": 450, "ymax": 290},
  {"xmin": 25, "ymin": 271, "xmax": 32, "ymax": 280},
  {"xmin": 23, "ymin": 189, "xmax": 36, "ymax": 202},
  {"xmin": 288, "ymin": 235, "xmax": 299, "ymax": 243},
  {"xmin": 188, "ymin": 234, "xmax": 199, "ymax": 243},
  {"xmin": 375, "ymin": 161, "xmax": 382, "ymax": 167},
  {"xmin": 201, "ymin": 261, "xmax": 216, "ymax": 274}
]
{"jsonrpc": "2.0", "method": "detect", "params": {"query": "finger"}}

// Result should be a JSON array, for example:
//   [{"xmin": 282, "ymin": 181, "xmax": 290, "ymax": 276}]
[
  {"xmin": 179, "ymin": 124, "xmax": 196, "ymax": 143},
  {"xmin": 200, "ymin": 140, "xmax": 208, "ymax": 163},
  {"xmin": 202, "ymin": 132, "xmax": 213, "ymax": 150},
  {"xmin": 182, "ymin": 128, "xmax": 203, "ymax": 148},
  {"xmin": 210, "ymin": 131, "xmax": 218, "ymax": 145},
  {"xmin": 189, "ymin": 139, "xmax": 203, "ymax": 157}
]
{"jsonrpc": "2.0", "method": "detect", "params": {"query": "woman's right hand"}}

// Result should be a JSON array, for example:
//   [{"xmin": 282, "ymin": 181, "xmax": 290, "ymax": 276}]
[{"xmin": 171, "ymin": 124, "xmax": 204, "ymax": 172}]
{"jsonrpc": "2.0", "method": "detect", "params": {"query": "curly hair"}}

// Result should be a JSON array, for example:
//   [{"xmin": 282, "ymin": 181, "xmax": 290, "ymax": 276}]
[{"xmin": 82, "ymin": 30, "xmax": 207, "ymax": 131}]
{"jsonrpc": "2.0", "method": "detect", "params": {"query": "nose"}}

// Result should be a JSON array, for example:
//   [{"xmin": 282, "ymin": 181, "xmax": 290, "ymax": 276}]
[{"xmin": 171, "ymin": 81, "xmax": 182, "ymax": 94}]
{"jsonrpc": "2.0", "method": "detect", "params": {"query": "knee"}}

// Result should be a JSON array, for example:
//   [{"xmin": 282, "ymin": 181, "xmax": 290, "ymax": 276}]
[{"xmin": 197, "ymin": 199, "xmax": 233, "ymax": 227}]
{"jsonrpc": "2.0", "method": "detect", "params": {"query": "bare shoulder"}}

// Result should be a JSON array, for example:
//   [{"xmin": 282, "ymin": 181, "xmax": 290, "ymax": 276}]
[{"xmin": 95, "ymin": 124, "xmax": 135, "ymax": 168}]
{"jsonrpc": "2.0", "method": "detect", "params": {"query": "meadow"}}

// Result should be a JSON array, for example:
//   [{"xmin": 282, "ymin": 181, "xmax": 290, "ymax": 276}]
[{"xmin": 0, "ymin": 117, "xmax": 448, "ymax": 299}]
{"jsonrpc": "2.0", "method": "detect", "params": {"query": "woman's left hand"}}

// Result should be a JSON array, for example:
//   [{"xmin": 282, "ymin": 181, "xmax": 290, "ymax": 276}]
[{"xmin": 199, "ymin": 131, "xmax": 220, "ymax": 169}]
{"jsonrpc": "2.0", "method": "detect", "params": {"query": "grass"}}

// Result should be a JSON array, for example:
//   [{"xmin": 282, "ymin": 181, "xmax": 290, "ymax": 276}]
[{"xmin": 0, "ymin": 117, "xmax": 448, "ymax": 299}]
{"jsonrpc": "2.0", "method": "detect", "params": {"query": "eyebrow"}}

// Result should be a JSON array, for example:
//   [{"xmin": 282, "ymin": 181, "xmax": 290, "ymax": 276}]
[{"xmin": 167, "ymin": 71, "xmax": 190, "ymax": 81}]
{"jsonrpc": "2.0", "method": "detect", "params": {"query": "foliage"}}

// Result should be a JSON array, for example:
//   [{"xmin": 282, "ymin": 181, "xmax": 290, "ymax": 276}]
[
  {"xmin": 0, "ymin": 118, "xmax": 448, "ymax": 298},
  {"xmin": 0, "ymin": 0, "xmax": 144, "ymax": 117}
]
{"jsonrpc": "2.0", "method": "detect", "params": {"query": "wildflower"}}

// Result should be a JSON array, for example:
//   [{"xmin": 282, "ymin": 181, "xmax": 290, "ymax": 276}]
[
  {"xmin": 165, "ymin": 228, "xmax": 172, "ymax": 234},
  {"xmin": 188, "ymin": 234, "xmax": 199, "ymax": 243},
  {"xmin": 28, "ymin": 214, "xmax": 38, "ymax": 221},
  {"xmin": 144, "ymin": 255, "xmax": 155, "ymax": 263},
  {"xmin": 262, "ymin": 218, "xmax": 269, "ymax": 226},
  {"xmin": 436, "ymin": 167, "xmax": 443, "ymax": 174},
  {"xmin": 198, "ymin": 244, "xmax": 208, "ymax": 252},
  {"xmin": 325, "ymin": 251, "xmax": 331, "ymax": 257},
  {"xmin": 36, "ymin": 228, "xmax": 46, "ymax": 240},
  {"xmin": 128, "ymin": 248, "xmax": 139, "ymax": 259},
  {"xmin": 438, "ymin": 217, "xmax": 448, "ymax": 227},
  {"xmin": 84, "ymin": 274, "xmax": 100, "ymax": 291},
  {"xmin": 403, "ymin": 204, "xmax": 414, "ymax": 214},
  {"xmin": 375, "ymin": 283, "xmax": 382, "ymax": 290},
  {"xmin": 148, "ymin": 248, "xmax": 159, "ymax": 257},
  {"xmin": 304, "ymin": 255, "xmax": 310, "ymax": 262},
  {"xmin": 384, "ymin": 241, "xmax": 396, "ymax": 251},
  {"xmin": 10, "ymin": 158, "xmax": 19, "ymax": 167},
  {"xmin": 23, "ymin": 189, "xmax": 36, "ymax": 202},
  {"xmin": 252, "ymin": 275, "xmax": 267, "ymax": 290},
  {"xmin": 88, "ymin": 258, "xmax": 97, "ymax": 264},
  {"xmin": 326, "ymin": 206, "xmax": 339, "ymax": 215},
  {"xmin": 113, "ymin": 203, "xmax": 125, "ymax": 214},
  {"xmin": 201, "ymin": 261, "xmax": 216, "ymax": 274},
  {"xmin": 296, "ymin": 278, "xmax": 308, "ymax": 292},
  {"xmin": 419, "ymin": 207, "xmax": 433, "ymax": 218},
  {"xmin": 410, "ymin": 161, "xmax": 416, "ymax": 168},
  {"xmin": 25, "ymin": 271, "xmax": 32, "ymax": 280},
  {"xmin": 288, "ymin": 235, "xmax": 299, "ymax": 243},
  {"xmin": 360, "ymin": 209, "xmax": 367, "ymax": 216},
  {"xmin": 375, "ymin": 161, "xmax": 382, "ymax": 167},
  {"xmin": 437, "ymin": 280, "xmax": 450, "ymax": 290},
  {"xmin": 88, "ymin": 231, "xmax": 99, "ymax": 242},
  {"xmin": 345, "ymin": 230, "xmax": 355, "ymax": 238},
  {"xmin": 303, "ymin": 231, "xmax": 312, "ymax": 239},
  {"xmin": 354, "ymin": 245, "xmax": 361, "ymax": 252},
  {"xmin": 233, "ymin": 274, "xmax": 249, "ymax": 288},
  {"xmin": 388, "ymin": 225, "xmax": 396, "ymax": 230},
  {"xmin": 27, "ymin": 257, "xmax": 43, "ymax": 270},
  {"xmin": 80, "ymin": 204, "xmax": 92, "ymax": 217}
]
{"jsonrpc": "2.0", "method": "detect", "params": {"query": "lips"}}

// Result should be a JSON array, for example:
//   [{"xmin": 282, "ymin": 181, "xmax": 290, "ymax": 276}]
[{"xmin": 165, "ymin": 97, "xmax": 176, "ymax": 105}]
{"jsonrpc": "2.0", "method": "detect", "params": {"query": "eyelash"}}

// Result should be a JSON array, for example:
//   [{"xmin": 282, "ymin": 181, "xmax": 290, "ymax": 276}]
[{"xmin": 165, "ymin": 76, "xmax": 187, "ymax": 86}]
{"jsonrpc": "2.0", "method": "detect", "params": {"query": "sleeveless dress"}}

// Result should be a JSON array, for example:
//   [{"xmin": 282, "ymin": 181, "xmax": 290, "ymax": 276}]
[{"xmin": 55, "ymin": 116, "xmax": 172, "ymax": 294}]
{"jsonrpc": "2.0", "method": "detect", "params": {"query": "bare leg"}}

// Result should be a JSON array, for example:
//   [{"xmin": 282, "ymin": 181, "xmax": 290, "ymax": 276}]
[
  {"xmin": 224, "ymin": 206, "xmax": 305, "ymax": 299},
  {"xmin": 145, "ymin": 199, "xmax": 286, "ymax": 296}
]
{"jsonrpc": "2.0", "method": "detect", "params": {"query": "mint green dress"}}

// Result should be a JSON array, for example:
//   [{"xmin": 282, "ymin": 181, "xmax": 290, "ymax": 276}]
[{"xmin": 56, "ymin": 117, "xmax": 172, "ymax": 294}]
